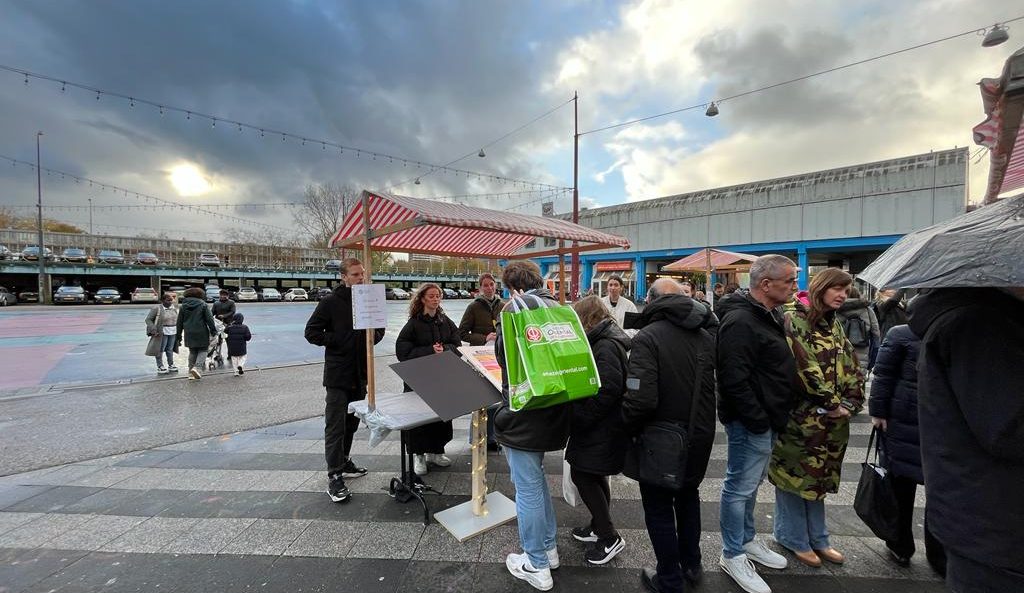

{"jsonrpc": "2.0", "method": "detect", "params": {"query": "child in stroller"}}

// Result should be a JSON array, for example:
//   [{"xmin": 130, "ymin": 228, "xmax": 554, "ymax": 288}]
[{"xmin": 206, "ymin": 318, "xmax": 227, "ymax": 370}]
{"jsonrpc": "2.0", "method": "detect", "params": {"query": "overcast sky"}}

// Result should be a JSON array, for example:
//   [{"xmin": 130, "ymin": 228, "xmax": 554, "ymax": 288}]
[{"xmin": 0, "ymin": 0, "xmax": 1018, "ymax": 241}]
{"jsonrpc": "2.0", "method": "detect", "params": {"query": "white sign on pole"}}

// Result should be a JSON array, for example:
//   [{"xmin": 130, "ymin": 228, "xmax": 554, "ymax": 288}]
[{"xmin": 352, "ymin": 284, "xmax": 388, "ymax": 329}]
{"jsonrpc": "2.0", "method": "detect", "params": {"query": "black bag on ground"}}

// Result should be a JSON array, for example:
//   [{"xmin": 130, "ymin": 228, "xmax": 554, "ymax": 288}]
[
  {"xmin": 622, "ymin": 355, "xmax": 703, "ymax": 490},
  {"xmin": 854, "ymin": 428, "xmax": 901, "ymax": 542}
]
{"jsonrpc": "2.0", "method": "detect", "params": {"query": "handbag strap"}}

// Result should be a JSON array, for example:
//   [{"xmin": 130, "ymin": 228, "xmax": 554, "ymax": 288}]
[{"xmin": 866, "ymin": 426, "xmax": 879, "ymax": 464}]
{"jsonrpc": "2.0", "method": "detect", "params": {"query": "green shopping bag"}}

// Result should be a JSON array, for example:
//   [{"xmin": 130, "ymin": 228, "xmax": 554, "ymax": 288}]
[{"xmin": 500, "ymin": 293, "xmax": 600, "ymax": 411}]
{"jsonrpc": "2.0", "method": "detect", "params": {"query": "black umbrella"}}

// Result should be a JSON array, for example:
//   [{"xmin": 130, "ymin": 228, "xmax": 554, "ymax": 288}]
[{"xmin": 858, "ymin": 196, "xmax": 1024, "ymax": 288}]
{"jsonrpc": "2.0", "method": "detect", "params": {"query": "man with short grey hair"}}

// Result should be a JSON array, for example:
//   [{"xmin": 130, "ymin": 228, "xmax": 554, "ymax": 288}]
[{"xmin": 715, "ymin": 254, "xmax": 799, "ymax": 593}]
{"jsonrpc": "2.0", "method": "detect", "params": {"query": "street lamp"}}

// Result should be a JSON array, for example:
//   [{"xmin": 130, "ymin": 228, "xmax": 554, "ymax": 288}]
[{"xmin": 36, "ymin": 131, "xmax": 46, "ymax": 304}]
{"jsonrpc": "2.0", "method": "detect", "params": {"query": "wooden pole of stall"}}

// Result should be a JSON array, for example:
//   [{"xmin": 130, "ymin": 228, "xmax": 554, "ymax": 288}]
[
  {"xmin": 558, "ymin": 242, "xmax": 566, "ymax": 304},
  {"xmin": 471, "ymin": 408, "xmax": 488, "ymax": 516},
  {"xmin": 363, "ymin": 192, "xmax": 377, "ymax": 411}
]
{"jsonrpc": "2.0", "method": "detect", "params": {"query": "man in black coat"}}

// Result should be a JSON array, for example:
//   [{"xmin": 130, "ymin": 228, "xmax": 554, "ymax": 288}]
[
  {"xmin": 909, "ymin": 287, "xmax": 1024, "ymax": 592},
  {"xmin": 621, "ymin": 278, "xmax": 718, "ymax": 593},
  {"xmin": 304, "ymin": 258, "xmax": 385, "ymax": 503},
  {"xmin": 211, "ymin": 290, "xmax": 236, "ymax": 325},
  {"xmin": 715, "ymin": 254, "xmax": 798, "ymax": 593}
]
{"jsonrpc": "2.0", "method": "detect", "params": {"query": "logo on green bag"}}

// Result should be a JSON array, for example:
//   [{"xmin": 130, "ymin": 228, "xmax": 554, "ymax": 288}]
[{"xmin": 523, "ymin": 322, "xmax": 578, "ymax": 344}]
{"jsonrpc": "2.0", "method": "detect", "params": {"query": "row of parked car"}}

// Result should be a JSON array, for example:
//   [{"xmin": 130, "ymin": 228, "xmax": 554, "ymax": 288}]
[
  {"xmin": 0, "ymin": 245, "xmax": 224, "ymax": 267},
  {"xmin": 0, "ymin": 285, "xmax": 164, "ymax": 306}
]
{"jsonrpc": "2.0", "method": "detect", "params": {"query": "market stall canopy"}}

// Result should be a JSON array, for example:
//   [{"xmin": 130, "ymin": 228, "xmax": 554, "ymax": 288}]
[
  {"xmin": 661, "ymin": 248, "xmax": 759, "ymax": 272},
  {"xmin": 329, "ymin": 190, "xmax": 630, "ymax": 258},
  {"xmin": 857, "ymin": 196, "xmax": 1024, "ymax": 289},
  {"xmin": 973, "ymin": 46, "xmax": 1024, "ymax": 203}
]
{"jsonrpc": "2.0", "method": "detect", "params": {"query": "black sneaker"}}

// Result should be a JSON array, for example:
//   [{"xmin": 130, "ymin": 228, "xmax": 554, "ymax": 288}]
[
  {"xmin": 683, "ymin": 564, "xmax": 704, "ymax": 586},
  {"xmin": 585, "ymin": 535, "xmax": 625, "ymax": 565},
  {"xmin": 641, "ymin": 567, "xmax": 663, "ymax": 593},
  {"xmin": 327, "ymin": 475, "xmax": 350, "ymax": 502},
  {"xmin": 340, "ymin": 458, "xmax": 368, "ymax": 479},
  {"xmin": 887, "ymin": 546, "xmax": 911, "ymax": 567},
  {"xmin": 572, "ymin": 525, "xmax": 598, "ymax": 543}
]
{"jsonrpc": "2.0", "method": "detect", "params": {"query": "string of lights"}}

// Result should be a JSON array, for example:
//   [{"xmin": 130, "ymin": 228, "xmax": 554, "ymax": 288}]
[
  {"xmin": 581, "ymin": 15, "xmax": 1024, "ymax": 136},
  {"xmin": 47, "ymin": 217, "xmax": 229, "ymax": 240},
  {"xmin": 0, "ymin": 63, "xmax": 570, "ymax": 192}
]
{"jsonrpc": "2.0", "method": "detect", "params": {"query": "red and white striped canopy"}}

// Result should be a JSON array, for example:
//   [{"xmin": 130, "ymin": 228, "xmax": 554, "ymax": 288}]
[
  {"xmin": 974, "ymin": 51, "xmax": 1024, "ymax": 203},
  {"xmin": 329, "ymin": 190, "xmax": 630, "ymax": 258},
  {"xmin": 661, "ymin": 248, "xmax": 759, "ymax": 272}
]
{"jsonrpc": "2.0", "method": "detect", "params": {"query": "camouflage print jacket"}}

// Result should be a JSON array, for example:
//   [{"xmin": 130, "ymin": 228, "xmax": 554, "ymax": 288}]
[{"xmin": 768, "ymin": 302, "xmax": 865, "ymax": 500}]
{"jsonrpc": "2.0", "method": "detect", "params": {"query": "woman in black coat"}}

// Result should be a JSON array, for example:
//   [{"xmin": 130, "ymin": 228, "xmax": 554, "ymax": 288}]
[
  {"xmin": 565, "ymin": 296, "xmax": 631, "ymax": 565},
  {"xmin": 396, "ymin": 283, "xmax": 462, "ymax": 476},
  {"xmin": 868, "ymin": 323, "xmax": 945, "ymax": 572}
]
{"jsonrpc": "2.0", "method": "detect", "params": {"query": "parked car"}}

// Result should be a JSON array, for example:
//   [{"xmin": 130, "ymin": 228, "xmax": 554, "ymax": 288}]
[
  {"xmin": 284, "ymin": 288, "xmax": 309, "ymax": 302},
  {"xmin": 97, "ymin": 250, "xmax": 125, "ymax": 264},
  {"xmin": 324, "ymin": 259, "xmax": 341, "ymax": 271},
  {"xmin": 458, "ymin": 289, "xmax": 472, "ymax": 298},
  {"xmin": 311, "ymin": 287, "xmax": 333, "ymax": 301},
  {"xmin": 385, "ymin": 287, "xmax": 411, "ymax": 300},
  {"xmin": 93, "ymin": 287, "xmax": 122, "ymax": 305},
  {"xmin": 442, "ymin": 288, "xmax": 458, "ymax": 299},
  {"xmin": 0, "ymin": 286, "xmax": 16, "ymax": 306},
  {"xmin": 0, "ymin": 245, "xmax": 11, "ymax": 260},
  {"xmin": 54, "ymin": 285, "xmax": 88, "ymax": 305},
  {"xmin": 259, "ymin": 288, "xmax": 282, "ymax": 302},
  {"xmin": 198, "ymin": 253, "xmax": 221, "ymax": 267},
  {"xmin": 134, "ymin": 252, "xmax": 160, "ymax": 265},
  {"xmin": 21, "ymin": 246, "xmax": 54, "ymax": 261},
  {"xmin": 235, "ymin": 286, "xmax": 259, "ymax": 302},
  {"xmin": 17, "ymin": 290, "xmax": 38, "ymax": 302},
  {"xmin": 205, "ymin": 286, "xmax": 222, "ymax": 303},
  {"xmin": 131, "ymin": 287, "xmax": 160, "ymax": 304},
  {"xmin": 61, "ymin": 248, "xmax": 88, "ymax": 263}
]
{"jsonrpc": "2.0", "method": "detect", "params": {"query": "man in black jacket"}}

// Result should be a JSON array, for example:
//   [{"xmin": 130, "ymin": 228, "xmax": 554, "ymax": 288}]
[
  {"xmin": 304, "ymin": 258, "xmax": 385, "ymax": 503},
  {"xmin": 622, "ymin": 278, "xmax": 718, "ymax": 593},
  {"xmin": 715, "ymin": 254, "xmax": 798, "ymax": 593},
  {"xmin": 909, "ymin": 287, "xmax": 1024, "ymax": 592},
  {"xmin": 211, "ymin": 290, "xmax": 236, "ymax": 325}
]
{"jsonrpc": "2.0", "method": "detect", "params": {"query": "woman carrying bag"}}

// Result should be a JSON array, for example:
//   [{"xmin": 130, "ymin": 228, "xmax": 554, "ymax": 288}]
[{"xmin": 145, "ymin": 292, "xmax": 179, "ymax": 374}]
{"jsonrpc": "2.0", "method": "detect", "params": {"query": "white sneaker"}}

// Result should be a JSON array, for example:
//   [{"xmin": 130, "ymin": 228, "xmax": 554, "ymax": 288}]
[
  {"xmin": 719, "ymin": 553, "xmax": 771, "ymax": 593},
  {"xmin": 426, "ymin": 453, "xmax": 451, "ymax": 467},
  {"xmin": 546, "ymin": 548, "xmax": 560, "ymax": 570},
  {"xmin": 189, "ymin": 367, "xmax": 201, "ymax": 380},
  {"xmin": 506, "ymin": 552, "xmax": 553, "ymax": 591},
  {"xmin": 744, "ymin": 538, "xmax": 788, "ymax": 569},
  {"xmin": 413, "ymin": 454, "xmax": 428, "ymax": 475}
]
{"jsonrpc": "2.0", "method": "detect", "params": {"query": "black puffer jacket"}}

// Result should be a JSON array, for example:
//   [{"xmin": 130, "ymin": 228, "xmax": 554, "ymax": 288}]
[
  {"xmin": 621, "ymin": 295, "xmax": 718, "ymax": 488},
  {"xmin": 566, "ymin": 319, "xmax": 631, "ymax": 475},
  {"xmin": 224, "ymin": 314, "xmax": 251, "ymax": 357},
  {"xmin": 867, "ymin": 324, "xmax": 922, "ymax": 484},
  {"xmin": 872, "ymin": 289, "xmax": 908, "ymax": 337},
  {"xmin": 493, "ymin": 289, "xmax": 572, "ymax": 452},
  {"xmin": 715, "ymin": 290, "xmax": 798, "ymax": 433},
  {"xmin": 909, "ymin": 288, "xmax": 1024, "ymax": 573},
  {"xmin": 303, "ymin": 285, "xmax": 385, "ymax": 390}
]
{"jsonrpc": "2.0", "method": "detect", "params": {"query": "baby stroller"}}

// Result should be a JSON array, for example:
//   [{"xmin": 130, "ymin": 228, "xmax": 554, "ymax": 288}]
[{"xmin": 206, "ymin": 318, "xmax": 226, "ymax": 371}]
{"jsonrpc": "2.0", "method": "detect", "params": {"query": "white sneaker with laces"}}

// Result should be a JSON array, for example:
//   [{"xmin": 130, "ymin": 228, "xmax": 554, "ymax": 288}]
[
  {"xmin": 506, "ymin": 552, "xmax": 553, "ymax": 591},
  {"xmin": 546, "ymin": 548, "xmax": 560, "ymax": 569},
  {"xmin": 744, "ymin": 538, "xmax": 788, "ymax": 569},
  {"xmin": 719, "ymin": 553, "xmax": 771, "ymax": 593},
  {"xmin": 413, "ymin": 454, "xmax": 428, "ymax": 475},
  {"xmin": 426, "ymin": 453, "xmax": 451, "ymax": 467}
]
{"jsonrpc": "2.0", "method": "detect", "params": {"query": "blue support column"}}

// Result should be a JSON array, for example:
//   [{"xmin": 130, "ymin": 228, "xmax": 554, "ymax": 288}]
[
  {"xmin": 634, "ymin": 255, "xmax": 645, "ymax": 300},
  {"xmin": 581, "ymin": 259, "xmax": 594, "ymax": 295},
  {"xmin": 797, "ymin": 246, "xmax": 809, "ymax": 290}
]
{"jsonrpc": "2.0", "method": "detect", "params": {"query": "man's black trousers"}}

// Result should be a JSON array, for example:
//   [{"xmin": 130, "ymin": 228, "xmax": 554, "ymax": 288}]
[
  {"xmin": 639, "ymin": 482, "xmax": 702, "ymax": 593},
  {"xmin": 325, "ymin": 387, "xmax": 362, "ymax": 477}
]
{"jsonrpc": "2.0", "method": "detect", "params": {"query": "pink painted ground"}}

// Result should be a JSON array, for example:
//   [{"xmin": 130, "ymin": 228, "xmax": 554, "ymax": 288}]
[
  {"xmin": 0, "ymin": 343, "xmax": 77, "ymax": 390},
  {"xmin": 0, "ymin": 312, "xmax": 111, "ymax": 338}
]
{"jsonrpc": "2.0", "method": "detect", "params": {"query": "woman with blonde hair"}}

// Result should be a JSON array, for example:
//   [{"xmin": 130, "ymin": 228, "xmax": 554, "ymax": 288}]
[
  {"xmin": 396, "ymin": 282, "xmax": 462, "ymax": 476},
  {"xmin": 769, "ymin": 268, "xmax": 865, "ymax": 567}
]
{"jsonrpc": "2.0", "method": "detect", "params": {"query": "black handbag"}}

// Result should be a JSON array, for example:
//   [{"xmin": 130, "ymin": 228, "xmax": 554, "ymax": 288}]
[
  {"xmin": 622, "ymin": 354, "xmax": 703, "ymax": 490},
  {"xmin": 854, "ymin": 427, "xmax": 901, "ymax": 542}
]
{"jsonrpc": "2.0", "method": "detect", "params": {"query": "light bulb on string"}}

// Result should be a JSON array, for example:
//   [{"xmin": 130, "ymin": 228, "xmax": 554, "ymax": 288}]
[
  {"xmin": 159, "ymin": 106, "xmax": 164, "ymax": 116},
  {"xmin": 129, "ymin": 98, "xmax": 135, "ymax": 108},
  {"xmin": 60, "ymin": 82, "xmax": 65, "ymax": 93}
]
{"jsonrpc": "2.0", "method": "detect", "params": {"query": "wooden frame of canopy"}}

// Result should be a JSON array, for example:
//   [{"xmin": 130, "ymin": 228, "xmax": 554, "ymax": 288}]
[
  {"xmin": 329, "ymin": 189, "xmax": 629, "ymax": 521},
  {"xmin": 661, "ymin": 248, "xmax": 759, "ymax": 306}
]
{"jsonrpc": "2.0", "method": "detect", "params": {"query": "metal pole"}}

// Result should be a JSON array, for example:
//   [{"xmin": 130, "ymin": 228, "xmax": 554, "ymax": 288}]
[
  {"xmin": 88, "ymin": 198, "xmax": 93, "ymax": 235},
  {"xmin": 570, "ymin": 91, "xmax": 580, "ymax": 301},
  {"xmin": 36, "ymin": 131, "xmax": 46, "ymax": 304}
]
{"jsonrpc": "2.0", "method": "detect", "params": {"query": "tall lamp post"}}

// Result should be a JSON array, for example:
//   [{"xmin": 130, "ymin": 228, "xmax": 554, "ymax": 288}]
[
  {"xmin": 570, "ymin": 91, "xmax": 580, "ymax": 300},
  {"xmin": 35, "ymin": 131, "xmax": 46, "ymax": 305}
]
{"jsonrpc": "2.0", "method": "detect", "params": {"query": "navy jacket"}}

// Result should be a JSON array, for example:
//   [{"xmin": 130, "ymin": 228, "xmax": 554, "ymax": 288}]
[{"xmin": 867, "ymin": 325, "xmax": 923, "ymax": 484}]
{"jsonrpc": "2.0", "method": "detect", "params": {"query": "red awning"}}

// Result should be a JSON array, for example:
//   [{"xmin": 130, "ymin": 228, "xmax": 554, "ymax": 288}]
[
  {"xmin": 595, "ymin": 260, "xmax": 634, "ymax": 272},
  {"xmin": 661, "ymin": 248, "xmax": 759, "ymax": 272},
  {"xmin": 973, "ymin": 49, "xmax": 1024, "ymax": 203},
  {"xmin": 329, "ymin": 190, "xmax": 630, "ymax": 258}
]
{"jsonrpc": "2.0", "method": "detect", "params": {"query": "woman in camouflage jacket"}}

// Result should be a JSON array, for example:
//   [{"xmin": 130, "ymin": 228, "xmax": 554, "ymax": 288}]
[{"xmin": 768, "ymin": 268, "xmax": 865, "ymax": 568}]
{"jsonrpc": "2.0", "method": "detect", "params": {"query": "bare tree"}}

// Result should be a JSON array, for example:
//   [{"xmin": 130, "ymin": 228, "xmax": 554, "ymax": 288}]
[{"xmin": 293, "ymin": 183, "xmax": 360, "ymax": 249}]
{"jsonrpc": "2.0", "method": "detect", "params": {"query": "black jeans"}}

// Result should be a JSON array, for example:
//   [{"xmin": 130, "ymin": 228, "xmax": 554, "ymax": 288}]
[
  {"xmin": 946, "ymin": 550, "xmax": 1024, "ymax": 593},
  {"xmin": 325, "ymin": 387, "xmax": 362, "ymax": 477},
  {"xmin": 888, "ymin": 474, "xmax": 946, "ymax": 575},
  {"xmin": 639, "ymin": 482, "xmax": 702, "ymax": 593},
  {"xmin": 570, "ymin": 467, "xmax": 616, "ymax": 540}
]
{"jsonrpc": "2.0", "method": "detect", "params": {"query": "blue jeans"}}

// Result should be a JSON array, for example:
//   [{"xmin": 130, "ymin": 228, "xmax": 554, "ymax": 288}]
[
  {"xmin": 720, "ymin": 421, "xmax": 775, "ymax": 558},
  {"xmin": 504, "ymin": 446, "xmax": 556, "ymax": 568},
  {"xmin": 773, "ymin": 488, "xmax": 829, "ymax": 552},
  {"xmin": 155, "ymin": 334, "xmax": 175, "ymax": 368}
]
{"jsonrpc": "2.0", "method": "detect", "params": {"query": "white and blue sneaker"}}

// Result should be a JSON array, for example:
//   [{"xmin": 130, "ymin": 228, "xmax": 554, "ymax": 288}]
[{"xmin": 506, "ymin": 552, "xmax": 553, "ymax": 591}]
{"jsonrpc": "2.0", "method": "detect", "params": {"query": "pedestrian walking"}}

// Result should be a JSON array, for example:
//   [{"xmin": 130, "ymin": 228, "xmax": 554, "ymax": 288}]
[
  {"xmin": 211, "ymin": 289, "xmax": 236, "ymax": 325},
  {"xmin": 836, "ymin": 287, "xmax": 879, "ymax": 373},
  {"xmin": 871, "ymin": 288, "xmax": 907, "ymax": 338},
  {"xmin": 565, "ymin": 295, "xmax": 631, "ymax": 566},
  {"xmin": 304, "ymin": 258, "xmax": 384, "ymax": 503},
  {"xmin": 225, "ymin": 313, "xmax": 252, "ymax": 376},
  {"xmin": 600, "ymin": 274, "xmax": 638, "ymax": 335},
  {"xmin": 175, "ymin": 287, "xmax": 217, "ymax": 380},
  {"xmin": 622, "ymin": 278, "xmax": 718, "ymax": 593},
  {"xmin": 769, "ymin": 268, "xmax": 865, "ymax": 568},
  {"xmin": 458, "ymin": 272, "xmax": 504, "ymax": 451},
  {"xmin": 868, "ymin": 320, "xmax": 945, "ymax": 573},
  {"xmin": 396, "ymin": 282, "xmax": 461, "ymax": 476},
  {"xmin": 494, "ymin": 260, "xmax": 570, "ymax": 591},
  {"xmin": 715, "ymin": 255, "xmax": 799, "ymax": 593},
  {"xmin": 145, "ymin": 292, "xmax": 180, "ymax": 374},
  {"xmin": 909, "ymin": 287, "xmax": 1024, "ymax": 592}
]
